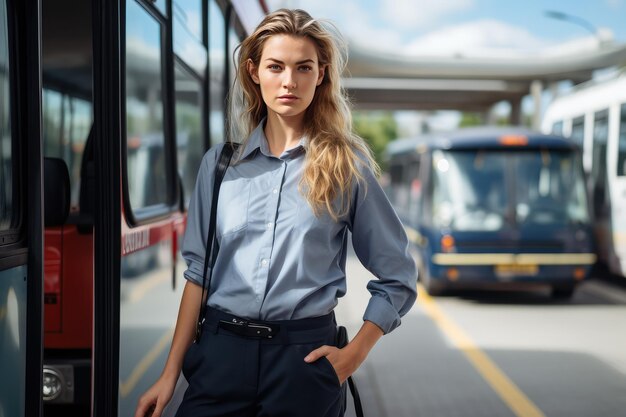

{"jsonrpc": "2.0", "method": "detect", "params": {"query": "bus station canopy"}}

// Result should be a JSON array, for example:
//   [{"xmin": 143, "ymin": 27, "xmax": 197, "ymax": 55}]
[{"xmin": 344, "ymin": 42, "xmax": 626, "ymax": 112}]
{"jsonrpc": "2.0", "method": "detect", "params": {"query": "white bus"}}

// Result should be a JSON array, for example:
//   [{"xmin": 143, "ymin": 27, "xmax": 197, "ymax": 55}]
[{"xmin": 542, "ymin": 74, "xmax": 626, "ymax": 278}]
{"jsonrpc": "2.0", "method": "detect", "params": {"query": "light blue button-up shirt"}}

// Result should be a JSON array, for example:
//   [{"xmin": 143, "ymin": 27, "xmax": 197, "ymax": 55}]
[{"xmin": 182, "ymin": 122, "xmax": 417, "ymax": 333}]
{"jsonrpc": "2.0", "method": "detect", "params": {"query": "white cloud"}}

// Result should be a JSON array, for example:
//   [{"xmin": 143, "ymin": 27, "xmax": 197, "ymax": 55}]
[
  {"xmin": 380, "ymin": 0, "xmax": 474, "ymax": 30},
  {"xmin": 187, "ymin": 11, "xmax": 202, "ymax": 40},
  {"xmin": 266, "ymin": 2, "xmax": 596, "ymax": 58},
  {"xmin": 403, "ymin": 19, "xmax": 550, "ymax": 57},
  {"xmin": 539, "ymin": 30, "xmax": 613, "ymax": 57},
  {"xmin": 606, "ymin": 0, "xmax": 623, "ymax": 9},
  {"xmin": 266, "ymin": 0, "xmax": 354, "ymax": 22},
  {"xmin": 266, "ymin": 0, "xmax": 402, "ymax": 52}
]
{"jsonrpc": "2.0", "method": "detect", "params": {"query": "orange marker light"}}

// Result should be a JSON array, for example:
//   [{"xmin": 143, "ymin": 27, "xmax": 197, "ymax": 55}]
[
  {"xmin": 574, "ymin": 267, "xmax": 586, "ymax": 281},
  {"xmin": 447, "ymin": 268, "xmax": 459, "ymax": 281},
  {"xmin": 441, "ymin": 235, "xmax": 455, "ymax": 252},
  {"xmin": 499, "ymin": 135, "xmax": 528, "ymax": 146}
]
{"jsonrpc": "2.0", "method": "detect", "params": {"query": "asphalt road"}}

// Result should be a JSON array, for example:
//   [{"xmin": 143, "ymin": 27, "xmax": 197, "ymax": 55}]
[
  {"xmin": 336, "ymin": 253, "xmax": 626, "ymax": 417},
  {"xmin": 114, "ymin": 249, "xmax": 626, "ymax": 417}
]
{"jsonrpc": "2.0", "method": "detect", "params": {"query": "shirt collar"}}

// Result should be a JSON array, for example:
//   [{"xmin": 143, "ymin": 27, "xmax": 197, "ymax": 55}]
[
  {"xmin": 239, "ymin": 119, "xmax": 307, "ymax": 161},
  {"xmin": 238, "ymin": 122, "xmax": 265, "ymax": 160}
]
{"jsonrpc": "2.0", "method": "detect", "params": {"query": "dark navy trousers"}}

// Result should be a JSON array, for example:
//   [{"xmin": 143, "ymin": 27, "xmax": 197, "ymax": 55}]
[{"xmin": 175, "ymin": 307, "xmax": 346, "ymax": 417}]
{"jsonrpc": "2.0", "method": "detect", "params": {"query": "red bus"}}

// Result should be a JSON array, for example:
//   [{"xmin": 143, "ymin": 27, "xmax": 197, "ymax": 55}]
[{"xmin": 0, "ymin": 1, "xmax": 267, "ymax": 416}]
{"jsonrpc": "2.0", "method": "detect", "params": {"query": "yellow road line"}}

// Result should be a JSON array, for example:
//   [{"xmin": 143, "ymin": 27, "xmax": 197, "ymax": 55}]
[
  {"xmin": 119, "ymin": 327, "xmax": 175, "ymax": 398},
  {"xmin": 417, "ymin": 285, "xmax": 546, "ymax": 417},
  {"xmin": 128, "ymin": 272, "xmax": 169, "ymax": 303}
]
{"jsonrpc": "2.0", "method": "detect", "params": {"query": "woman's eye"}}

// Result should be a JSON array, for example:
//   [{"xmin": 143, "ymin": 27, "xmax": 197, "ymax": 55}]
[
  {"xmin": 268, "ymin": 64, "xmax": 282, "ymax": 70},
  {"xmin": 299, "ymin": 65, "xmax": 312, "ymax": 71}
]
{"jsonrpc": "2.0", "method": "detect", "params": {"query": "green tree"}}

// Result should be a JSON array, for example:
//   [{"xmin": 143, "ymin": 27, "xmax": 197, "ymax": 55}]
[
  {"xmin": 353, "ymin": 111, "xmax": 398, "ymax": 170},
  {"xmin": 458, "ymin": 112, "xmax": 483, "ymax": 127}
]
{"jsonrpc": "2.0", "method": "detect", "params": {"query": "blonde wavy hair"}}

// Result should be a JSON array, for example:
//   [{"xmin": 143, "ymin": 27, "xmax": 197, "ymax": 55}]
[{"xmin": 228, "ymin": 8, "xmax": 379, "ymax": 220}]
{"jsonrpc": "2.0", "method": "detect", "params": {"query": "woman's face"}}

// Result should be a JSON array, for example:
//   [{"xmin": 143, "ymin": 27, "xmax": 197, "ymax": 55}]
[{"xmin": 249, "ymin": 34, "xmax": 325, "ymax": 121}]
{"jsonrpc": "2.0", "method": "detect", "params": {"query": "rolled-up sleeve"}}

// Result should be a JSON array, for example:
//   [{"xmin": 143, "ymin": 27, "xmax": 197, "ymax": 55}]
[
  {"xmin": 349, "ymin": 164, "xmax": 418, "ymax": 334},
  {"xmin": 181, "ymin": 145, "xmax": 222, "ymax": 287}
]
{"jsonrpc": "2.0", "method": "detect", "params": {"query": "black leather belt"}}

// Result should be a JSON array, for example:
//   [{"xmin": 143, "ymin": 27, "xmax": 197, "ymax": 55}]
[{"xmin": 218, "ymin": 318, "xmax": 280, "ymax": 339}]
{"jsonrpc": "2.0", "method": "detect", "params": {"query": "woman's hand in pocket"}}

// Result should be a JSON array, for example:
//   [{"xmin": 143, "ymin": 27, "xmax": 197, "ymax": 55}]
[
  {"xmin": 304, "ymin": 321, "xmax": 384, "ymax": 384},
  {"xmin": 304, "ymin": 344, "xmax": 364, "ymax": 384}
]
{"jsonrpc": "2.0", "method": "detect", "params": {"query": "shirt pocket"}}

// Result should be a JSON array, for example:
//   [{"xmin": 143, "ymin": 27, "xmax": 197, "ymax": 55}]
[{"xmin": 217, "ymin": 177, "xmax": 251, "ymax": 237}]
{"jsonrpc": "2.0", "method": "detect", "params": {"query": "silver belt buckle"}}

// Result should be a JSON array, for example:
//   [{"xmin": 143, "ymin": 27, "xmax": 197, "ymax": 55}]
[{"xmin": 248, "ymin": 322, "xmax": 274, "ymax": 338}]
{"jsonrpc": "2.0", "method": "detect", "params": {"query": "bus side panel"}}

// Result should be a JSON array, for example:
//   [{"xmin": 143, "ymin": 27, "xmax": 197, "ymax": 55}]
[
  {"xmin": 44, "ymin": 225, "xmax": 93, "ymax": 348},
  {"xmin": 609, "ymin": 103, "xmax": 626, "ymax": 276},
  {"xmin": 0, "ymin": 264, "xmax": 27, "ymax": 417},
  {"xmin": 44, "ymin": 228, "xmax": 63, "ymax": 332},
  {"xmin": 612, "ymin": 179, "xmax": 626, "ymax": 276}
]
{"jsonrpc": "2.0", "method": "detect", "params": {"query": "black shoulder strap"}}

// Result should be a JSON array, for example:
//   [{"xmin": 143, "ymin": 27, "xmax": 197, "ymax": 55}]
[
  {"xmin": 338, "ymin": 326, "xmax": 365, "ymax": 417},
  {"xmin": 348, "ymin": 376, "xmax": 364, "ymax": 417},
  {"xmin": 195, "ymin": 142, "xmax": 239, "ymax": 342}
]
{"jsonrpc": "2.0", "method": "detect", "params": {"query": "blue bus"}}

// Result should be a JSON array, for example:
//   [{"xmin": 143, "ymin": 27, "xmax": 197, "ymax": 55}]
[{"xmin": 385, "ymin": 127, "xmax": 596, "ymax": 298}]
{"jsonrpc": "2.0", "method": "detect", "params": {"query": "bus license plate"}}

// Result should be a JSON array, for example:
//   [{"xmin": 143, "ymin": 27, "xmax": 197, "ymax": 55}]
[{"xmin": 495, "ymin": 264, "xmax": 538, "ymax": 276}]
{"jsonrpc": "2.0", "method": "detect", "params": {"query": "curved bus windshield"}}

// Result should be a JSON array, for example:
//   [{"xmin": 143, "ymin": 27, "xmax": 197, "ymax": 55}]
[{"xmin": 432, "ymin": 149, "xmax": 588, "ymax": 231}]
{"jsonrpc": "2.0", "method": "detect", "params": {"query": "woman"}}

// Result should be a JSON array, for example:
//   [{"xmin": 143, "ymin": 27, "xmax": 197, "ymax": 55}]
[{"xmin": 135, "ymin": 8, "xmax": 417, "ymax": 417}]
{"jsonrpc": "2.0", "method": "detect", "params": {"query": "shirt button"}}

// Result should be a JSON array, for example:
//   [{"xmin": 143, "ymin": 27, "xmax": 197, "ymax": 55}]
[
  {"xmin": 266, "ymin": 222, "xmax": 273, "ymax": 229},
  {"xmin": 261, "ymin": 259, "xmax": 268, "ymax": 266},
  {"xmin": 272, "ymin": 188, "xmax": 278, "ymax": 194}
]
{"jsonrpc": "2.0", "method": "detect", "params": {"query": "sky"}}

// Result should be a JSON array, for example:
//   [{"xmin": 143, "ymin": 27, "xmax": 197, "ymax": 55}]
[
  {"xmin": 267, "ymin": 0, "xmax": 626, "ymax": 57},
  {"xmin": 266, "ymin": 0, "xmax": 626, "ymax": 132}
]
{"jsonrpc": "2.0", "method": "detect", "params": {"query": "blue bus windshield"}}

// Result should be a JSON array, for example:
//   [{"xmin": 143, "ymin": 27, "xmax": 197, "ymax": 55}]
[{"xmin": 432, "ymin": 149, "xmax": 589, "ymax": 231}]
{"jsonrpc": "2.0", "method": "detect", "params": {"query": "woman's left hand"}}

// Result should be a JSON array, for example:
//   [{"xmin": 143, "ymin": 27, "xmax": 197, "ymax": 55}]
[
  {"xmin": 304, "ymin": 345, "xmax": 364, "ymax": 384},
  {"xmin": 305, "ymin": 321, "xmax": 383, "ymax": 384}
]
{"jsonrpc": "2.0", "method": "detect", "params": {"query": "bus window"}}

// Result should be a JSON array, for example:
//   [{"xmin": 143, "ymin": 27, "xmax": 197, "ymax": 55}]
[
  {"xmin": 173, "ymin": 0, "xmax": 206, "ymax": 76},
  {"xmin": 66, "ymin": 98, "xmax": 91, "ymax": 206},
  {"xmin": 226, "ymin": 9, "xmax": 240, "ymax": 107},
  {"xmin": 515, "ymin": 151, "xmax": 588, "ymax": 225},
  {"xmin": 152, "ymin": 0, "xmax": 167, "ymax": 16},
  {"xmin": 174, "ymin": 64, "xmax": 204, "ymax": 207},
  {"xmin": 174, "ymin": 0, "xmax": 202, "ymax": 40},
  {"xmin": 43, "ymin": 89, "xmax": 63, "ymax": 157},
  {"xmin": 552, "ymin": 121, "xmax": 563, "ymax": 136},
  {"xmin": 389, "ymin": 163, "xmax": 409, "ymax": 217},
  {"xmin": 172, "ymin": 0, "xmax": 202, "ymax": 41},
  {"xmin": 125, "ymin": 0, "xmax": 170, "ymax": 212},
  {"xmin": 618, "ymin": 103, "xmax": 626, "ymax": 176},
  {"xmin": 407, "ymin": 160, "xmax": 422, "ymax": 224},
  {"xmin": 432, "ymin": 150, "xmax": 507, "ymax": 231},
  {"xmin": 0, "ymin": 0, "xmax": 12, "ymax": 231},
  {"xmin": 42, "ymin": 89, "xmax": 92, "ymax": 210},
  {"xmin": 592, "ymin": 109, "xmax": 609, "ymax": 216},
  {"xmin": 209, "ymin": 0, "xmax": 226, "ymax": 146},
  {"xmin": 571, "ymin": 116, "xmax": 585, "ymax": 148}
]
